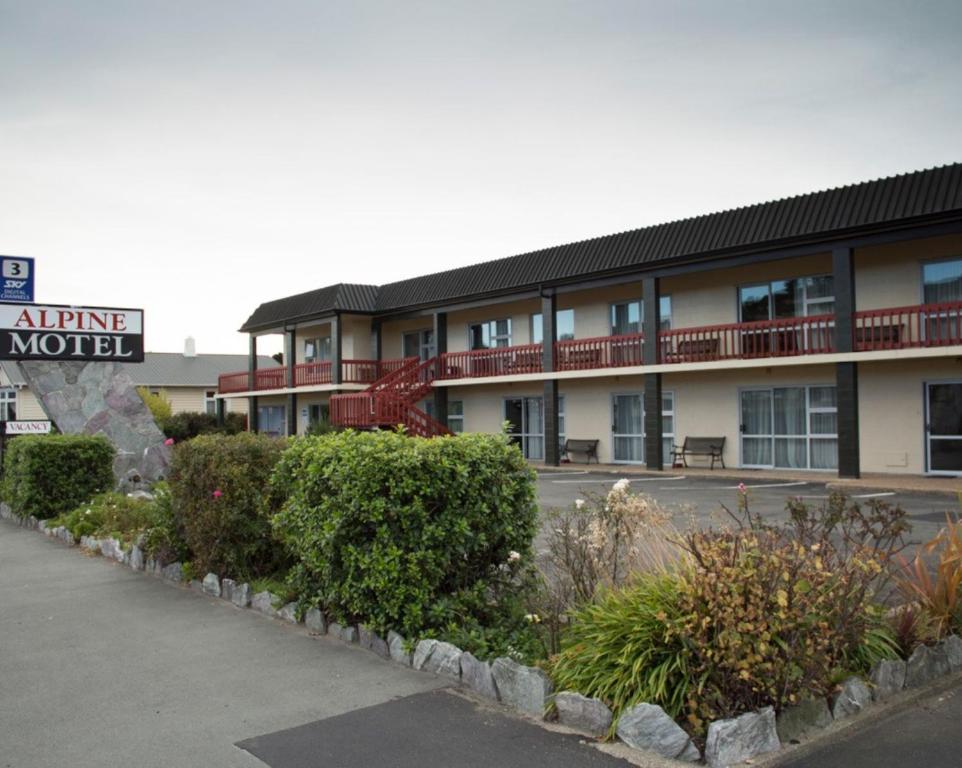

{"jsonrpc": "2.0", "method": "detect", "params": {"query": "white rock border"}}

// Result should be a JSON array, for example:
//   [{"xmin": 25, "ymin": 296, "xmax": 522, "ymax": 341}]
[{"xmin": 8, "ymin": 502, "xmax": 962, "ymax": 767}]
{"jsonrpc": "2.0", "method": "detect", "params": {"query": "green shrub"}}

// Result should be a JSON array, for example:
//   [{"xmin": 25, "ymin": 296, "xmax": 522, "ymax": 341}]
[
  {"xmin": 137, "ymin": 387, "xmax": 172, "ymax": 425},
  {"xmin": 2, "ymin": 435, "xmax": 115, "ymax": 520},
  {"xmin": 161, "ymin": 411, "xmax": 246, "ymax": 442},
  {"xmin": 548, "ymin": 574, "xmax": 689, "ymax": 724},
  {"xmin": 168, "ymin": 432, "xmax": 287, "ymax": 578},
  {"xmin": 271, "ymin": 430, "xmax": 538, "ymax": 641},
  {"xmin": 140, "ymin": 482, "xmax": 189, "ymax": 563}
]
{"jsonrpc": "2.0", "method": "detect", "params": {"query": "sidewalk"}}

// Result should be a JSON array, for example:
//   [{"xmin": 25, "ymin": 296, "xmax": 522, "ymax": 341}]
[{"xmin": 535, "ymin": 461, "xmax": 962, "ymax": 497}]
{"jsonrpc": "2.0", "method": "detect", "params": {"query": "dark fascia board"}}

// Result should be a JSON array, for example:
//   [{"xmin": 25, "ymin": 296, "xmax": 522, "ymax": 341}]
[
  {"xmin": 240, "ymin": 308, "xmax": 380, "ymax": 335},
  {"xmin": 373, "ymin": 213, "xmax": 962, "ymax": 320}
]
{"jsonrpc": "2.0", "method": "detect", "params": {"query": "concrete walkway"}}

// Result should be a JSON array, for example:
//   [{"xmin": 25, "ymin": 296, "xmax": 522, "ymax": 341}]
[{"xmin": 0, "ymin": 521, "xmax": 649, "ymax": 768}]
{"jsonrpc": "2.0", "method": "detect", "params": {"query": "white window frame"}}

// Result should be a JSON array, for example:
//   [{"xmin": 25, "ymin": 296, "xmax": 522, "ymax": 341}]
[
  {"xmin": 609, "ymin": 390, "xmax": 674, "ymax": 466},
  {"xmin": 738, "ymin": 384, "xmax": 838, "ymax": 470},
  {"xmin": 204, "ymin": 390, "xmax": 217, "ymax": 416},
  {"xmin": 469, "ymin": 318, "xmax": 512, "ymax": 349},
  {"xmin": 0, "ymin": 387, "xmax": 16, "ymax": 421},
  {"xmin": 530, "ymin": 309, "xmax": 575, "ymax": 344}
]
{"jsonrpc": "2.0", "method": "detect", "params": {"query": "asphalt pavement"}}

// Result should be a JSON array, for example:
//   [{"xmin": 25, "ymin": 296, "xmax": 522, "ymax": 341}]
[
  {"xmin": 0, "ymin": 520, "xmax": 651, "ymax": 768},
  {"xmin": 536, "ymin": 470, "xmax": 958, "ymax": 545}
]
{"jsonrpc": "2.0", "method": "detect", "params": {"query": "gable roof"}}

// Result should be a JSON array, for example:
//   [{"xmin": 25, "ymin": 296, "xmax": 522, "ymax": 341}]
[
  {"xmin": 0, "ymin": 353, "xmax": 280, "ymax": 389},
  {"xmin": 241, "ymin": 162, "xmax": 962, "ymax": 329}
]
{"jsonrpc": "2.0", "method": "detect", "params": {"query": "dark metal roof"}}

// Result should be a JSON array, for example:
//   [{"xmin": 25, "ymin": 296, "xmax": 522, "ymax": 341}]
[
  {"xmin": 242, "ymin": 163, "xmax": 962, "ymax": 328},
  {"xmin": 241, "ymin": 283, "xmax": 378, "ymax": 332}
]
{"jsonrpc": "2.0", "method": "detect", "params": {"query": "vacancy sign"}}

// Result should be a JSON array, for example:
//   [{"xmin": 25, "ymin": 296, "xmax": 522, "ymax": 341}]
[
  {"xmin": 5, "ymin": 421, "xmax": 52, "ymax": 435},
  {"xmin": 0, "ymin": 303, "xmax": 144, "ymax": 362},
  {"xmin": 0, "ymin": 256, "xmax": 35, "ymax": 303}
]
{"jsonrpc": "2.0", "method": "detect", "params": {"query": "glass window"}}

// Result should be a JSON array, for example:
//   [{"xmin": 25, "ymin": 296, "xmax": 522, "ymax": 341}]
[
  {"xmin": 204, "ymin": 390, "xmax": 217, "ymax": 416},
  {"xmin": 659, "ymin": 296, "xmax": 673, "ymax": 331},
  {"xmin": 740, "ymin": 276, "xmax": 834, "ymax": 321},
  {"xmin": 923, "ymin": 259, "xmax": 962, "ymax": 304},
  {"xmin": 448, "ymin": 400, "xmax": 464, "ymax": 433},
  {"xmin": 403, "ymin": 329, "xmax": 435, "ymax": 361},
  {"xmin": 741, "ymin": 385, "xmax": 837, "ymax": 469},
  {"xmin": 610, "ymin": 301, "xmax": 640, "ymax": 335},
  {"xmin": 470, "ymin": 319, "xmax": 512, "ymax": 349},
  {"xmin": 0, "ymin": 388, "xmax": 16, "ymax": 421},
  {"xmin": 305, "ymin": 336, "xmax": 332, "ymax": 363},
  {"xmin": 531, "ymin": 309, "xmax": 574, "ymax": 343}
]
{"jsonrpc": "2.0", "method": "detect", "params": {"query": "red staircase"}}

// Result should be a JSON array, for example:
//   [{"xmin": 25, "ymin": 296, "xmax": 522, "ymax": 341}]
[{"xmin": 330, "ymin": 356, "xmax": 451, "ymax": 437}]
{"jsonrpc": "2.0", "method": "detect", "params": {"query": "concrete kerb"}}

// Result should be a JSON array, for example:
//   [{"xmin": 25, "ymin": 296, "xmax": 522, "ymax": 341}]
[{"xmin": 8, "ymin": 506, "xmax": 962, "ymax": 767}]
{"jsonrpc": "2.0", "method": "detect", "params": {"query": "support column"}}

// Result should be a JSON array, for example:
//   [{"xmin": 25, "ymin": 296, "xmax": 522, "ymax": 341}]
[
  {"xmin": 216, "ymin": 397, "xmax": 226, "ymax": 428},
  {"xmin": 331, "ymin": 315, "xmax": 342, "ymax": 386},
  {"xmin": 286, "ymin": 328, "xmax": 297, "ymax": 437},
  {"xmin": 372, "ymin": 318, "xmax": 382, "ymax": 362},
  {"xmin": 833, "ymin": 247, "xmax": 860, "ymax": 478},
  {"xmin": 248, "ymin": 335, "xmax": 259, "ymax": 433},
  {"xmin": 432, "ymin": 312, "xmax": 448, "ymax": 428},
  {"xmin": 542, "ymin": 291, "xmax": 560, "ymax": 466},
  {"xmin": 642, "ymin": 278, "xmax": 663, "ymax": 469}
]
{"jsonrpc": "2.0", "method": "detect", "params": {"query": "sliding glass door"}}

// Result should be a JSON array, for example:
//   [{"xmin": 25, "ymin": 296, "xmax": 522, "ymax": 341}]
[
  {"xmin": 926, "ymin": 382, "xmax": 962, "ymax": 475},
  {"xmin": 504, "ymin": 397, "xmax": 544, "ymax": 460},
  {"xmin": 611, "ymin": 392, "xmax": 675, "ymax": 465},
  {"xmin": 740, "ymin": 386, "xmax": 837, "ymax": 470}
]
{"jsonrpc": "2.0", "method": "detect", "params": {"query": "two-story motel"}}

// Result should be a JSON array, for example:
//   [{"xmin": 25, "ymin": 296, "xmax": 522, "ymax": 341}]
[{"xmin": 217, "ymin": 164, "xmax": 962, "ymax": 478}]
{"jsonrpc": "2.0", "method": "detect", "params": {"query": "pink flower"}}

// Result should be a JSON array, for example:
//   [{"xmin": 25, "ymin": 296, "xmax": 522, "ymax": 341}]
[
  {"xmin": 164, "ymin": 438, "xmax": 175, "ymax": 446},
  {"xmin": 737, "ymin": 482, "xmax": 747, "ymax": 494},
  {"xmin": 212, "ymin": 489, "xmax": 223, "ymax": 499}
]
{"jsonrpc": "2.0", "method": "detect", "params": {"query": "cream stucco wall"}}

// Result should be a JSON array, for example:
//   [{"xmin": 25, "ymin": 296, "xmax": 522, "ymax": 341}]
[{"xmin": 854, "ymin": 234, "xmax": 962, "ymax": 311}]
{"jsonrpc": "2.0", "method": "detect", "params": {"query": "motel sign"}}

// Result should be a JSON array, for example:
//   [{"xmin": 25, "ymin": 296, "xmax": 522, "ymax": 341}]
[{"xmin": 0, "ymin": 303, "xmax": 144, "ymax": 363}]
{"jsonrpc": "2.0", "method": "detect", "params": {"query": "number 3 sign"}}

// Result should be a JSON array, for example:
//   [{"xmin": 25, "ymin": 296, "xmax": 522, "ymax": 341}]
[{"xmin": 0, "ymin": 256, "xmax": 35, "ymax": 303}]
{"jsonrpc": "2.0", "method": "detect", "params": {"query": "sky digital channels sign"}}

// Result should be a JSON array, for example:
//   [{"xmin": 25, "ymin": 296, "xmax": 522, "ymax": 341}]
[
  {"xmin": 0, "ymin": 256, "xmax": 35, "ymax": 303},
  {"xmin": 0, "ymin": 303, "xmax": 144, "ymax": 362}
]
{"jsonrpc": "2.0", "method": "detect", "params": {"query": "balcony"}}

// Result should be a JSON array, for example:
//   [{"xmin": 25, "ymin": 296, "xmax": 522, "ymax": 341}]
[
  {"xmin": 853, "ymin": 300, "xmax": 962, "ymax": 351},
  {"xmin": 217, "ymin": 358, "xmax": 408, "ymax": 394}
]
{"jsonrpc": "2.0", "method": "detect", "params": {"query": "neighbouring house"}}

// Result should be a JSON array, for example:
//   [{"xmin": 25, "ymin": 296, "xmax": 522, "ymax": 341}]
[
  {"xmin": 0, "ymin": 338, "xmax": 279, "ymax": 423},
  {"xmin": 219, "ymin": 163, "xmax": 962, "ymax": 478}
]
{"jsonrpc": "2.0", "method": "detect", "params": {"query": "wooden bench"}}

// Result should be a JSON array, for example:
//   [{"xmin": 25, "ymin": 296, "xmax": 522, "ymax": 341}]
[
  {"xmin": 672, "ymin": 436, "xmax": 726, "ymax": 469},
  {"xmin": 563, "ymin": 438, "xmax": 600, "ymax": 464}
]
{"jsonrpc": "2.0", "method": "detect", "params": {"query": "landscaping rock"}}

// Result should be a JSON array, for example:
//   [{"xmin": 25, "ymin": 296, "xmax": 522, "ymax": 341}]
[
  {"xmin": 906, "ymin": 644, "xmax": 951, "ymax": 688},
  {"xmin": 616, "ymin": 702, "xmax": 698, "ymax": 761},
  {"xmin": 460, "ymin": 652, "xmax": 499, "ymax": 700},
  {"xmin": 220, "ymin": 579, "xmax": 235, "ymax": 603},
  {"xmin": 305, "ymin": 608, "xmax": 326, "ymax": 634},
  {"xmin": 413, "ymin": 639, "xmax": 438, "ymax": 670},
  {"xmin": 491, "ymin": 657, "xmax": 552, "ymax": 717},
  {"xmin": 145, "ymin": 556, "xmax": 156, "ymax": 573},
  {"xmin": 328, "ymin": 621, "xmax": 344, "ymax": 639},
  {"xmin": 776, "ymin": 697, "xmax": 833, "ymax": 743},
  {"xmin": 555, "ymin": 692, "xmax": 612, "ymax": 738},
  {"xmin": 128, "ymin": 490, "xmax": 154, "ymax": 501},
  {"xmin": 251, "ymin": 591, "xmax": 278, "ymax": 617},
  {"xmin": 128, "ymin": 546, "xmax": 144, "ymax": 571},
  {"xmin": 870, "ymin": 659, "xmax": 907, "ymax": 701},
  {"xmin": 358, "ymin": 626, "xmax": 375, "ymax": 651},
  {"xmin": 340, "ymin": 625, "xmax": 358, "ymax": 644},
  {"xmin": 100, "ymin": 538, "xmax": 123, "ymax": 560},
  {"xmin": 941, "ymin": 635, "xmax": 962, "ymax": 669},
  {"xmin": 388, "ymin": 631, "xmax": 412, "ymax": 666},
  {"xmin": 202, "ymin": 573, "xmax": 221, "ymax": 597},
  {"xmin": 370, "ymin": 633, "xmax": 391, "ymax": 660},
  {"xmin": 421, "ymin": 641, "xmax": 462, "ymax": 680},
  {"xmin": 278, "ymin": 602, "xmax": 299, "ymax": 624},
  {"xmin": 231, "ymin": 582, "xmax": 252, "ymax": 608},
  {"xmin": 705, "ymin": 707, "xmax": 779, "ymax": 768},
  {"xmin": 190, "ymin": 579, "xmax": 204, "ymax": 593},
  {"xmin": 162, "ymin": 562, "xmax": 183, "ymax": 582},
  {"xmin": 832, "ymin": 677, "xmax": 873, "ymax": 719}
]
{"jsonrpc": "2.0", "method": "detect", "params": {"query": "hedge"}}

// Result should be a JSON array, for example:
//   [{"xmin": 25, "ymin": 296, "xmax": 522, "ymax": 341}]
[
  {"xmin": 271, "ymin": 429, "xmax": 538, "ymax": 639},
  {"xmin": 161, "ymin": 411, "xmax": 247, "ymax": 442},
  {"xmin": 167, "ymin": 432, "xmax": 287, "ymax": 579},
  {"xmin": 2, "ymin": 434, "xmax": 115, "ymax": 520}
]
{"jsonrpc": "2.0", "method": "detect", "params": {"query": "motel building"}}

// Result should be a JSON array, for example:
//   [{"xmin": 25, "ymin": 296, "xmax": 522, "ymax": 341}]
[{"xmin": 217, "ymin": 164, "xmax": 962, "ymax": 479}]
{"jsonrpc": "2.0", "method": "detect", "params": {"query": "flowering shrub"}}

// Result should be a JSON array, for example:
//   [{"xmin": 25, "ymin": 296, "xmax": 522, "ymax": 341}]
[
  {"xmin": 271, "ymin": 430, "xmax": 538, "ymax": 645},
  {"xmin": 168, "ymin": 432, "xmax": 288, "ymax": 579}
]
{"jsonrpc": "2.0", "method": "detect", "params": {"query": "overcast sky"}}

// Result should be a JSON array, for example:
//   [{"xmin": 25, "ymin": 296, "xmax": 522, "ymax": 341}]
[{"xmin": 1, "ymin": 0, "xmax": 960, "ymax": 356}]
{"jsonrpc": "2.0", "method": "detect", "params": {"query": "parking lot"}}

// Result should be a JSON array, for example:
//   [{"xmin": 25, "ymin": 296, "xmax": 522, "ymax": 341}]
[{"xmin": 537, "ymin": 470, "xmax": 959, "ymax": 546}]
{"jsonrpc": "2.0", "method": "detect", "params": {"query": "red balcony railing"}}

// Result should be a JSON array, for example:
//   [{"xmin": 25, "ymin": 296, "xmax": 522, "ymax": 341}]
[
  {"xmin": 658, "ymin": 314, "xmax": 836, "ymax": 363},
  {"xmin": 854, "ymin": 300, "xmax": 962, "ymax": 351},
  {"xmin": 439, "ymin": 344, "xmax": 543, "ymax": 379},
  {"xmin": 555, "ymin": 332, "xmax": 645, "ymax": 371},
  {"xmin": 218, "ymin": 359, "xmax": 408, "ymax": 393}
]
